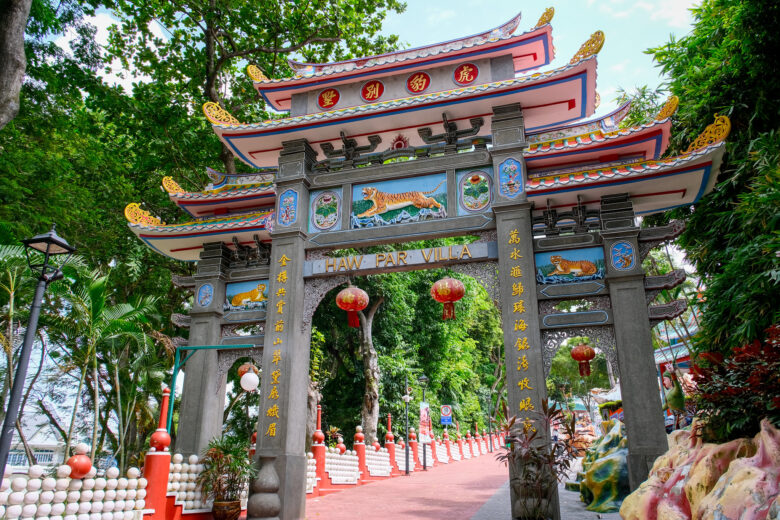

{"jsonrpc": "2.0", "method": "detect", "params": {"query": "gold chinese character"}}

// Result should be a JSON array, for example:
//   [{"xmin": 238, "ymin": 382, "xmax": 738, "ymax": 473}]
[
  {"xmin": 517, "ymin": 355, "xmax": 529, "ymax": 371},
  {"xmin": 273, "ymin": 337, "xmax": 282, "ymax": 345},
  {"xmin": 278, "ymin": 254, "xmax": 291, "ymax": 266},
  {"xmin": 508, "ymin": 229, "xmax": 521, "ymax": 244},
  {"xmin": 265, "ymin": 423, "xmax": 277, "ymax": 437},
  {"xmin": 510, "ymin": 248, "xmax": 523, "ymax": 260},
  {"xmin": 276, "ymin": 287, "xmax": 286, "ymax": 297},
  {"xmin": 517, "ymin": 378, "xmax": 533, "ymax": 390},
  {"xmin": 513, "ymin": 300, "xmax": 526, "ymax": 314},
  {"xmin": 519, "ymin": 397, "xmax": 534, "ymax": 411},
  {"xmin": 408, "ymin": 73, "xmax": 428, "ymax": 92},
  {"xmin": 522, "ymin": 417, "xmax": 536, "ymax": 433},
  {"xmin": 276, "ymin": 300, "xmax": 286, "ymax": 314},
  {"xmin": 277, "ymin": 270, "xmax": 288, "ymax": 283},
  {"xmin": 514, "ymin": 319, "xmax": 528, "ymax": 332},
  {"xmin": 320, "ymin": 90, "xmax": 336, "ymax": 107},
  {"xmin": 269, "ymin": 385, "xmax": 279, "ymax": 399},
  {"xmin": 364, "ymin": 82, "xmax": 381, "ymax": 100},
  {"xmin": 275, "ymin": 320, "xmax": 284, "ymax": 332},
  {"xmin": 512, "ymin": 282, "xmax": 524, "ymax": 297},
  {"xmin": 516, "ymin": 336, "xmax": 530, "ymax": 351},
  {"xmin": 266, "ymin": 405, "xmax": 280, "ymax": 418},
  {"xmin": 457, "ymin": 65, "xmax": 475, "ymax": 83},
  {"xmin": 271, "ymin": 370, "xmax": 281, "ymax": 385},
  {"xmin": 272, "ymin": 349, "xmax": 281, "ymax": 365},
  {"xmin": 510, "ymin": 266, "xmax": 523, "ymax": 278}
]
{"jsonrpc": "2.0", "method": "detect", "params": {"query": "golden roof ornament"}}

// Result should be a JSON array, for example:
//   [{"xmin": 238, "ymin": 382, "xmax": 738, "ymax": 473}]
[
  {"xmin": 162, "ymin": 176, "xmax": 184, "ymax": 194},
  {"xmin": 534, "ymin": 7, "xmax": 554, "ymax": 29},
  {"xmin": 594, "ymin": 91, "xmax": 601, "ymax": 109},
  {"xmin": 685, "ymin": 114, "xmax": 731, "ymax": 153},
  {"xmin": 247, "ymin": 64, "xmax": 268, "ymax": 83},
  {"xmin": 570, "ymin": 30, "xmax": 605, "ymax": 65},
  {"xmin": 203, "ymin": 101, "xmax": 241, "ymax": 126},
  {"xmin": 655, "ymin": 95, "xmax": 679, "ymax": 120},
  {"xmin": 125, "ymin": 203, "xmax": 163, "ymax": 226}
]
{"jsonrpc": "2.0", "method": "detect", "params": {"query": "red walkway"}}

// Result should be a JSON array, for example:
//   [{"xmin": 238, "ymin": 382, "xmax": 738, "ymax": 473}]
[{"xmin": 304, "ymin": 453, "xmax": 508, "ymax": 520}]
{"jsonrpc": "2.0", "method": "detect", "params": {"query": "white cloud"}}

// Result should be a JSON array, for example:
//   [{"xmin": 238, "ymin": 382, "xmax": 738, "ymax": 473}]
[
  {"xmin": 601, "ymin": 0, "xmax": 698, "ymax": 28},
  {"xmin": 427, "ymin": 9, "xmax": 456, "ymax": 24},
  {"xmin": 610, "ymin": 59, "xmax": 630, "ymax": 72}
]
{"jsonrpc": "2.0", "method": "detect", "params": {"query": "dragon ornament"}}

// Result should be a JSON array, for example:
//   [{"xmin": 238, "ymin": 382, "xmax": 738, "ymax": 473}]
[{"xmin": 570, "ymin": 30, "xmax": 605, "ymax": 64}]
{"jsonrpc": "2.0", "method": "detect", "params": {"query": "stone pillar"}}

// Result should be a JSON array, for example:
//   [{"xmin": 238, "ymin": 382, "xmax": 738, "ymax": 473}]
[
  {"xmin": 176, "ymin": 242, "xmax": 231, "ymax": 454},
  {"xmin": 601, "ymin": 202, "xmax": 668, "ymax": 490},
  {"xmin": 491, "ymin": 103, "xmax": 559, "ymax": 519},
  {"xmin": 248, "ymin": 140, "xmax": 315, "ymax": 520}
]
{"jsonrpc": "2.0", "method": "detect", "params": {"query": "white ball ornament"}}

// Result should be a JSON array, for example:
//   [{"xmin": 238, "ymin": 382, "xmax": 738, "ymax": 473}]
[
  {"xmin": 77, "ymin": 513, "xmax": 90, "ymax": 520},
  {"xmin": 90, "ymin": 502, "xmax": 103, "ymax": 513},
  {"xmin": 22, "ymin": 503, "xmax": 38, "ymax": 517},
  {"xmin": 187, "ymin": 454, "xmax": 198, "ymax": 465},
  {"xmin": 86, "ymin": 467, "xmax": 97, "ymax": 479},
  {"xmin": 104, "ymin": 489, "xmax": 116, "ymax": 500},
  {"xmin": 11, "ymin": 478, "xmax": 27, "ymax": 492},
  {"xmin": 37, "ymin": 502, "xmax": 52, "ymax": 516},
  {"xmin": 0, "ymin": 490, "xmax": 8, "ymax": 505},
  {"xmin": 117, "ymin": 478, "xmax": 127, "ymax": 490},
  {"xmin": 126, "ymin": 468, "xmax": 140, "ymax": 479},
  {"xmin": 172, "ymin": 454, "xmax": 183, "ymax": 464},
  {"xmin": 68, "ymin": 479, "xmax": 82, "ymax": 491},
  {"xmin": 115, "ymin": 489, "xmax": 126, "ymax": 500},
  {"xmin": 9, "ymin": 491, "xmax": 24, "ymax": 504},
  {"xmin": 94, "ymin": 478, "xmax": 106, "ymax": 490},
  {"xmin": 51, "ymin": 503, "xmax": 66, "ymax": 515},
  {"xmin": 26, "ymin": 478, "xmax": 42, "ymax": 491},
  {"xmin": 123, "ymin": 512, "xmax": 134, "ymax": 520},
  {"xmin": 180, "ymin": 463, "xmax": 189, "ymax": 473},
  {"xmin": 80, "ymin": 489, "xmax": 93, "ymax": 501},
  {"xmin": 136, "ymin": 489, "xmax": 146, "ymax": 499},
  {"xmin": 127, "ymin": 478, "xmax": 138, "ymax": 490},
  {"xmin": 105, "ymin": 468, "xmax": 119, "ymax": 480},
  {"xmin": 105, "ymin": 479, "xmax": 117, "ymax": 491},
  {"xmin": 82, "ymin": 478, "xmax": 95, "ymax": 490},
  {"xmin": 27, "ymin": 466, "xmax": 45, "ymax": 479},
  {"xmin": 137, "ymin": 478, "xmax": 147, "ymax": 489},
  {"xmin": 56, "ymin": 478, "xmax": 69, "ymax": 491},
  {"xmin": 5, "ymin": 504, "xmax": 23, "ymax": 519},
  {"xmin": 53, "ymin": 489, "xmax": 67, "ymax": 502},
  {"xmin": 126, "ymin": 489, "xmax": 136, "ymax": 500},
  {"xmin": 42, "ymin": 477, "xmax": 57, "ymax": 491},
  {"xmin": 172, "ymin": 463, "xmax": 182, "ymax": 473},
  {"xmin": 67, "ymin": 490, "xmax": 80, "ymax": 502},
  {"xmin": 135, "ymin": 499, "xmax": 144, "ymax": 510},
  {"xmin": 22, "ymin": 491, "xmax": 39, "ymax": 504},
  {"xmin": 240, "ymin": 371, "xmax": 260, "ymax": 392},
  {"xmin": 56, "ymin": 466, "xmax": 72, "ymax": 478},
  {"xmin": 112, "ymin": 510, "xmax": 124, "ymax": 520},
  {"xmin": 78, "ymin": 501, "xmax": 91, "ymax": 513},
  {"xmin": 101, "ymin": 513, "xmax": 112, "ymax": 520},
  {"xmin": 92, "ymin": 489, "xmax": 104, "ymax": 501},
  {"xmin": 64, "ymin": 502, "xmax": 79, "ymax": 515},
  {"xmin": 90, "ymin": 513, "xmax": 102, "ymax": 520},
  {"xmin": 102, "ymin": 501, "xmax": 114, "ymax": 512},
  {"xmin": 114, "ymin": 500, "xmax": 125, "ymax": 511}
]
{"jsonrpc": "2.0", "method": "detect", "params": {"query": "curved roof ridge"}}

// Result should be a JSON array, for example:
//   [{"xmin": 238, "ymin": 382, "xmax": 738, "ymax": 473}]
[{"xmin": 286, "ymin": 12, "xmax": 523, "ymax": 75}]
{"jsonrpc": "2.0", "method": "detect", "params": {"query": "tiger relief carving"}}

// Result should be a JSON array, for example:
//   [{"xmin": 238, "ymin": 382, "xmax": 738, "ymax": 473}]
[
  {"xmin": 357, "ymin": 180, "xmax": 445, "ymax": 218},
  {"xmin": 230, "ymin": 283, "xmax": 267, "ymax": 306},
  {"xmin": 550, "ymin": 255, "xmax": 598, "ymax": 276}
]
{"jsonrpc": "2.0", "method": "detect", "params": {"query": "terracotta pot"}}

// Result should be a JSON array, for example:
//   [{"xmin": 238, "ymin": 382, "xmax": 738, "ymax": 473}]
[{"xmin": 212, "ymin": 500, "xmax": 241, "ymax": 520}]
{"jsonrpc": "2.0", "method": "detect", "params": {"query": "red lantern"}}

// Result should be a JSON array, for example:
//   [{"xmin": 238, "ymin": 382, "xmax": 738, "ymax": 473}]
[
  {"xmin": 336, "ymin": 286, "xmax": 369, "ymax": 327},
  {"xmin": 571, "ymin": 343, "xmax": 596, "ymax": 376},
  {"xmin": 430, "ymin": 277, "xmax": 465, "ymax": 320}
]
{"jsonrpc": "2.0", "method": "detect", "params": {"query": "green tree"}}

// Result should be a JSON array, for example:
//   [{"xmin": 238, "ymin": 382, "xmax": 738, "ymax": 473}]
[
  {"xmin": 546, "ymin": 337, "xmax": 610, "ymax": 423},
  {"xmin": 645, "ymin": 0, "xmax": 780, "ymax": 354}
]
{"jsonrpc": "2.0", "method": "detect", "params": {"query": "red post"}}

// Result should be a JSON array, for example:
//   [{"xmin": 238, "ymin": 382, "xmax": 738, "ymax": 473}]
[
  {"xmin": 143, "ymin": 388, "xmax": 172, "ymax": 520},
  {"xmin": 311, "ymin": 405, "xmax": 327, "ymax": 497},
  {"xmin": 385, "ymin": 413, "xmax": 400, "ymax": 476},
  {"xmin": 354, "ymin": 426, "xmax": 368, "ymax": 483},
  {"xmin": 409, "ymin": 427, "xmax": 422, "ymax": 471},
  {"xmin": 443, "ymin": 429, "xmax": 454, "ymax": 460}
]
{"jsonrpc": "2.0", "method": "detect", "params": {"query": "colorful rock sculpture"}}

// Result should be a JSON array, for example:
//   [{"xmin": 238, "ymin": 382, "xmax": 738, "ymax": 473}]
[{"xmin": 577, "ymin": 420, "xmax": 630, "ymax": 512}]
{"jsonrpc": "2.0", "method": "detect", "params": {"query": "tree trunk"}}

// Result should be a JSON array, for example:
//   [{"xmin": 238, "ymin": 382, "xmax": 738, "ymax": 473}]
[
  {"xmin": 305, "ymin": 377, "xmax": 321, "ymax": 453},
  {"xmin": 0, "ymin": 0, "xmax": 33, "ymax": 130},
  {"xmin": 64, "ymin": 366, "xmax": 87, "ymax": 462},
  {"xmin": 91, "ymin": 348, "xmax": 99, "ymax": 460},
  {"xmin": 357, "ymin": 297, "xmax": 384, "ymax": 445}
]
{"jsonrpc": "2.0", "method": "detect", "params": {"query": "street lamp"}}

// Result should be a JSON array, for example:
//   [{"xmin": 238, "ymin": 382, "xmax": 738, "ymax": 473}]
[
  {"xmin": 0, "ymin": 225, "xmax": 74, "ymax": 486},
  {"xmin": 402, "ymin": 374, "xmax": 412, "ymax": 476},
  {"xmin": 418, "ymin": 374, "xmax": 429, "ymax": 470}
]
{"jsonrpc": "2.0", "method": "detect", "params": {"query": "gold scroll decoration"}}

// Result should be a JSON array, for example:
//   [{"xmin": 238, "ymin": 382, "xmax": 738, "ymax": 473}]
[
  {"xmin": 655, "ymin": 95, "xmax": 679, "ymax": 121},
  {"xmin": 685, "ymin": 115, "xmax": 731, "ymax": 153},
  {"xmin": 570, "ymin": 30, "xmax": 605, "ymax": 65},
  {"xmin": 124, "ymin": 203, "xmax": 162, "ymax": 226},
  {"xmin": 162, "ymin": 176, "xmax": 184, "ymax": 194},
  {"xmin": 202, "ymin": 102, "xmax": 241, "ymax": 126},
  {"xmin": 247, "ymin": 64, "xmax": 268, "ymax": 82},
  {"xmin": 534, "ymin": 7, "xmax": 554, "ymax": 29}
]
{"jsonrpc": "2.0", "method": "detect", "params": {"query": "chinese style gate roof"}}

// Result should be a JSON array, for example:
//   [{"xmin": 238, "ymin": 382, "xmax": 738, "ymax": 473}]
[
  {"xmin": 161, "ymin": 172, "xmax": 276, "ymax": 218},
  {"xmin": 250, "ymin": 10, "xmax": 555, "ymax": 111}
]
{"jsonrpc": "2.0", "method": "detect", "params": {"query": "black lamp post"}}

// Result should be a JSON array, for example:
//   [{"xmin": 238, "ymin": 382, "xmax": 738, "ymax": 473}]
[
  {"xmin": 401, "ymin": 374, "xmax": 412, "ymax": 476},
  {"xmin": 418, "ymin": 374, "xmax": 429, "ymax": 470},
  {"xmin": 0, "ymin": 225, "xmax": 74, "ymax": 486}
]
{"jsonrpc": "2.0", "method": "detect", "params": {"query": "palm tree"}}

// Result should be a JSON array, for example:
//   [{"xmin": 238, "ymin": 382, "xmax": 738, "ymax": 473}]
[{"xmin": 48, "ymin": 269, "xmax": 158, "ymax": 461}]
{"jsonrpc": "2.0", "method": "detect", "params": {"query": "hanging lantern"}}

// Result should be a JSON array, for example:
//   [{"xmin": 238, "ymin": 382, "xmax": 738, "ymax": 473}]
[
  {"xmin": 336, "ymin": 286, "xmax": 369, "ymax": 327},
  {"xmin": 571, "ymin": 343, "xmax": 596, "ymax": 376},
  {"xmin": 238, "ymin": 362, "xmax": 260, "ymax": 392},
  {"xmin": 430, "ymin": 277, "xmax": 465, "ymax": 320}
]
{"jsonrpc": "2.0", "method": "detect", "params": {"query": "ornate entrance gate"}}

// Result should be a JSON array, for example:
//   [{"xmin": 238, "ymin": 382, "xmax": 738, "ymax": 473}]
[{"xmin": 125, "ymin": 9, "xmax": 729, "ymax": 520}]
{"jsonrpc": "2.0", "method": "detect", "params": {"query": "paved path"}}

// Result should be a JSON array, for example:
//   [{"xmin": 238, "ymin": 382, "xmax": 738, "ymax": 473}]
[
  {"xmin": 304, "ymin": 454, "xmax": 623, "ymax": 520},
  {"xmin": 305, "ymin": 454, "xmax": 507, "ymax": 520}
]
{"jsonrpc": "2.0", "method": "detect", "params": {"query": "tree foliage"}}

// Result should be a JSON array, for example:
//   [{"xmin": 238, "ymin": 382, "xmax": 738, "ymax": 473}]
[{"xmin": 645, "ymin": 0, "xmax": 780, "ymax": 353}]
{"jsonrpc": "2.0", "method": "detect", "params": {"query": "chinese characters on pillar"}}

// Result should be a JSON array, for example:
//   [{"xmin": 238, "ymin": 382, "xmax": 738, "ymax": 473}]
[
  {"xmin": 265, "ymin": 253, "xmax": 291, "ymax": 439},
  {"xmin": 508, "ymin": 229, "xmax": 536, "ymax": 433}
]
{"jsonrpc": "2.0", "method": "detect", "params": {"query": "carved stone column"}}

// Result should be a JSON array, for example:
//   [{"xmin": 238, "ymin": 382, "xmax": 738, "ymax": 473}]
[
  {"xmin": 601, "ymin": 198, "xmax": 668, "ymax": 490},
  {"xmin": 491, "ymin": 103, "xmax": 559, "ymax": 520},
  {"xmin": 248, "ymin": 140, "xmax": 315, "ymax": 520},
  {"xmin": 176, "ymin": 242, "xmax": 230, "ymax": 454}
]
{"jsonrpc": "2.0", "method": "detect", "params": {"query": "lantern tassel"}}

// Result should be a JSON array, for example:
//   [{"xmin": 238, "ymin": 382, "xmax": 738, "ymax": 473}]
[
  {"xmin": 442, "ymin": 302, "xmax": 455, "ymax": 320},
  {"xmin": 578, "ymin": 361, "xmax": 591, "ymax": 377},
  {"xmin": 347, "ymin": 310, "xmax": 360, "ymax": 328}
]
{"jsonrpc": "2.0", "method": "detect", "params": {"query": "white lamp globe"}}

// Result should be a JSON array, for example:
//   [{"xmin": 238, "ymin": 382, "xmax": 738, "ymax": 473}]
[{"xmin": 240, "ymin": 371, "xmax": 260, "ymax": 392}]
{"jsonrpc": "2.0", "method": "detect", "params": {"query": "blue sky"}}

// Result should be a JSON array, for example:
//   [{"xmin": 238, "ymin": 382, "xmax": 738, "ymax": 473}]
[{"xmin": 380, "ymin": 0, "xmax": 700, "ymax": 116}]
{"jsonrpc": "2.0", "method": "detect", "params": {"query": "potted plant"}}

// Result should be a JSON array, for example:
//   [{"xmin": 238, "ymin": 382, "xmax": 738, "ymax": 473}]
[
  {"xmin": 196, "ymin": 435, "xmax": 257, "ymax": 520},
  {"xmin": 495, "ymin": 399, "xmax": 576, "ymax": 520}
]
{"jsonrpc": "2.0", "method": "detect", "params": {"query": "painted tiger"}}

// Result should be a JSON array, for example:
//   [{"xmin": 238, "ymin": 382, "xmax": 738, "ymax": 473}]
[
  {"xmin": 357, "ymin": 180, "xmax": 445, "ymax": 218},
  {"xmin": 230, "ymin": 283, "xmax": 267, "ymax": 306},
  {"xmin": 549, "ymin": 255, "xmax": 598, "ymax": 276}
]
